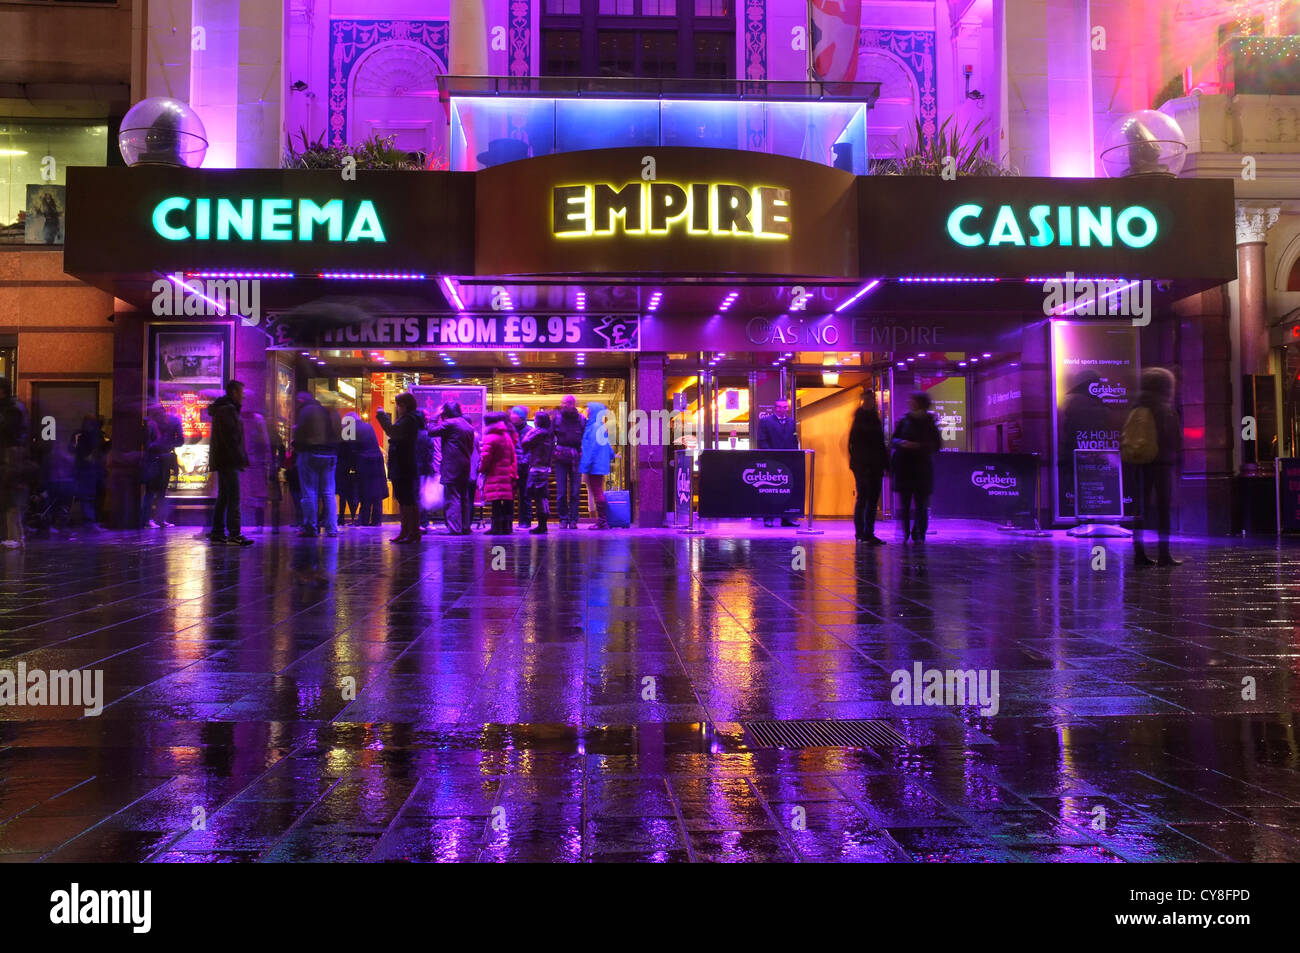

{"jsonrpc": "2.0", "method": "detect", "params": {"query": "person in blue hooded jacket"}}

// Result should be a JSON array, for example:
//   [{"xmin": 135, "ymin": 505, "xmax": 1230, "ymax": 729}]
[{"xmin": 580, "ymin": 400, "xmax": 613, "ymax": 530}]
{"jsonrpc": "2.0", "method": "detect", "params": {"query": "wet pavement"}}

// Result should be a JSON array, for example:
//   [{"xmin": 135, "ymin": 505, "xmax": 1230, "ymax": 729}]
[{"xmin": 2, "ymin": 519, "xmax": 1300, "ymax": 863}]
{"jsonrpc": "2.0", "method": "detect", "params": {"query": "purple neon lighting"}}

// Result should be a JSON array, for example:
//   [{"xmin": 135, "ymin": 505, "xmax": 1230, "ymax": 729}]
[
  {"xmin": 897, "ymin": 276, "xmax": 998, "ymax": 284},
  {"xmin": 833, "ymin": 279, "xmax": 881, "ymax": 313},
  {"xmin": 439, "ymin": 276, "xmax": 466, "ymax": 312},
  {"xmin": 646, "ymin": 291, "xmax": 663, "ymax": 312},
  {"xmin": 717, "ymin": 291, "xmax": 740, "ymax": 313},
  {"xmin": 186, "ymin": 271, "xmax": 294, "ymax": 279},
  {"xmin": 319, "ymin": 272, "xmax": 426, "ymax": 280},
  {"xmin": 575, "ymin": 291, "xmax": 587, "ymax": 312},
  {"xmin": 1025, "ymin": 276, "xmax": 1125, "ymax": 284}
]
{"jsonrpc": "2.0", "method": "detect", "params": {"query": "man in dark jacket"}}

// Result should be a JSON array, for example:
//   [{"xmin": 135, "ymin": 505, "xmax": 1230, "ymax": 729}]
[
  {"xmin": 757, "ymin": 398, "xmax": 800, "ymax": 526},
  {"xmin": 890, "ymin": 392, "xmax": 942, "ymax": 544},
  {"xmin": 552, "ymin": 395, "xmax": 585, "ymax": 529},
  {"xmin": 429, "ymin": 402, "xmax": 476, "ymax": 535},
  {"xmin": 208, "ymin": 379, "xmax": 254, "ymax": 545},
  {"xmin": 1132, "ymin": 367, "xmax": 1183, "ymax": 567},
  {"xmin": 293, "ymin": 393, "xmax": 341, "ymax": 537}
]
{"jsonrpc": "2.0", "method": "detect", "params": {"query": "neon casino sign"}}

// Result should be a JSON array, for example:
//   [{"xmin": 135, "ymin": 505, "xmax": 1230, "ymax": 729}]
[
  {"xmin": 151, "ymin": 197, "xmax": 387, "ymax": 242},
  {"xmin": 946, "ymin": 204, "xmax": 1158, "ymax": 249},
  {"xmin": 553, "ymin": 182, "xmax": 791, "ymax": 239}
]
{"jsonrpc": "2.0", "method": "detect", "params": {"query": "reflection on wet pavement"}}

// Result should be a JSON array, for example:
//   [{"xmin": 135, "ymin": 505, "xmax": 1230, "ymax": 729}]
[{"xmin": 2, "ymin": 522, "xmax": 1299, "ymax": 862}]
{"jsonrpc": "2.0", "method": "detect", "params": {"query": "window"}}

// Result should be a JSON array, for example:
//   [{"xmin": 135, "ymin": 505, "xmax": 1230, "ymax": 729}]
[
  {"xmin": 541, "ymin": 0, "xmax": 733, "ymax": 79},
  {"xmin": 598, "ymin": 31, "xmax": 636, "ymax": 77},
  {"xmin": 0, "ymin": 119, "xmax": 110, "ymax": 244},
  {"xmin": 544, "ymin": 30, "xmax": 583, "ymax": 76}
]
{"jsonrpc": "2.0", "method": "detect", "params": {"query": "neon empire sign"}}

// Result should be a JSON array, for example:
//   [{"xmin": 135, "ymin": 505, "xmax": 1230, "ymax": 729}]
[
  {"xmin": 151, "ymin": 197, "xmax": 386, "ymax": 242},
  {"xmin": 553, "ymin": 182, "xmax": 791, "ymax": 239},
  {"xmin": 946, "ymin": 204, "xmax": 1158, "ymax": 248}
]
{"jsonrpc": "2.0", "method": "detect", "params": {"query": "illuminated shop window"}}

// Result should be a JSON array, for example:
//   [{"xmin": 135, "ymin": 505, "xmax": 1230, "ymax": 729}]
[{"xmin": 0, "ymin": 119, "xmax": 110, "ymax": 244}]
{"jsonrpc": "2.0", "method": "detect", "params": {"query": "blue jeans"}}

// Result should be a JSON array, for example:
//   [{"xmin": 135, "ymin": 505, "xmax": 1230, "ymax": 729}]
[
  {"xmin": 299, "ymin": 453, "xmax": 338, "ymax": 533},
  {"xmin": 555, "ymin": 457, "xmax": 580, "ymax": 522}
]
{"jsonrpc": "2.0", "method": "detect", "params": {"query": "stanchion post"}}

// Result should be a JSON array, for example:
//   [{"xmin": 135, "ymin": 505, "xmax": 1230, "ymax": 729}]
[
  {"xmin": 796, "ymin": 449, "xmax": 823, "ymax": 536},
  {"xmin": 680, "ymin": 448, "xmax": 705, "ymax": 536}
]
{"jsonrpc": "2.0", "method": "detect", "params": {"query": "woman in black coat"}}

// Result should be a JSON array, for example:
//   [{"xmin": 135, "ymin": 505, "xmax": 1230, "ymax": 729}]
[
  {"xmin": 346, "ymin": 412, "xmax": 388, "ymax": 526},
  {"xmin": 848, "ymin": 391, "xmax": 889, "ymax": 545},
  {"xmin": 376, "ymin": 393, "xmax": 426, "ymax": 543},
  {"xmin": 890, "ymin": 392, "xmax": 942, "ymax": 544}
]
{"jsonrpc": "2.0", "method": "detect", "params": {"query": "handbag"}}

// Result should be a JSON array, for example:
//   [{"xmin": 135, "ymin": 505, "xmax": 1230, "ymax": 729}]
[{"xmin": 420, "ymin": 475, "xmax": 445, "ymax": 514}]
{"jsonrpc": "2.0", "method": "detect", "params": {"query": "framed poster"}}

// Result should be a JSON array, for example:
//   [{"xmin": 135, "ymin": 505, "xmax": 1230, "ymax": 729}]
[
  {"xmin": 25, "ymin": 184, "xmax": 65, "ymax": 244},
  {"xmin": 147, "ymin": 323, "xmax": 233, "ymax": 498},
  {"xmin": 274, "ymin": 360, "xmax": 294, "ymax": 443}
]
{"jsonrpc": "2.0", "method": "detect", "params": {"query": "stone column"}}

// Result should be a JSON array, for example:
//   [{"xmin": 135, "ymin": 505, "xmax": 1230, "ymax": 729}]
[
  {"xmin": 634, "ymin": 354, "xmax": 667, "ymax": 528},
  {"xmin": 1235, "ymin": 202, "xmax": 1280, "ymax": 377}
]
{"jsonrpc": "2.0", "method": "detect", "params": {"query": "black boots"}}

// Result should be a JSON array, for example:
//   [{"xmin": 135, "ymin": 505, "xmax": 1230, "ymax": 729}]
[
  {"xmin": 1134, "ymin": 540, "xmax": 1181, "ymax": 567},
  {"xmin": 392, "ymin": 505, "xmax": 420, "ymax": 543}
]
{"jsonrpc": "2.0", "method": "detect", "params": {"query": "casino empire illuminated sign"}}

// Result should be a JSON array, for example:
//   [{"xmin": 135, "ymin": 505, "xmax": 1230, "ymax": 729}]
[
  {"xmin": 151, "ymin": 197, "xmax": 386, "ymax": 242},
  {"xmin": 552, "ymin": 182, "xmax": 791, "ymax": 239}
]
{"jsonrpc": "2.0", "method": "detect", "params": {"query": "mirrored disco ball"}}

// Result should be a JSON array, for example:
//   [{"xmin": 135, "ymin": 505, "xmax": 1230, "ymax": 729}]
[{"xmin": 118, "ymin": 97, "xmax": 209, "ymax": 168}]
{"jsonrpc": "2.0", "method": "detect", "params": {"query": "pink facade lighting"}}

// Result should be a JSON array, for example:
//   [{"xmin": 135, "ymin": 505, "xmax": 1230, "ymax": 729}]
[
  {"xmin": 646, "ymin": 291, "xmax": 663, "ymax": 312},
  {"xmin": 717, "ymin": 291, "xmax": 740, "ymax": 312}
]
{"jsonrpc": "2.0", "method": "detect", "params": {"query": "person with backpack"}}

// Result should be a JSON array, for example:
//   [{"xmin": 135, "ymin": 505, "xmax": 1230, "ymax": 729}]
[
  {"xmin": 552, "ymin": 396, "xmax": 585, "ymax": 528},
  {"xmin": 293, "ymin": 392, "xmax": 341, "ymax": 538},
  {"xmin": 1121, "ymin": 366, "xmax": 1183, "ymax": 567}
]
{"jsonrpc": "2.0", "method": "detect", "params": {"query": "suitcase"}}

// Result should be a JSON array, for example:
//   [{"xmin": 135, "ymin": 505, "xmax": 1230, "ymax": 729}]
[{"xmin": 605, "ymin": 489, "xmax": 632, "ymax": 528}]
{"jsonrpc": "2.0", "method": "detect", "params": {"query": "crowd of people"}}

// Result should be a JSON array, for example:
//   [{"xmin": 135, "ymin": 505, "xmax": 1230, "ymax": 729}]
[
  {"xmin": 198, "ymin": 381, "xmax": 623, "ymax": 546},
  {"xmin": 0, "ymin": 374, "xmax": 1184, "ymax": 566}
]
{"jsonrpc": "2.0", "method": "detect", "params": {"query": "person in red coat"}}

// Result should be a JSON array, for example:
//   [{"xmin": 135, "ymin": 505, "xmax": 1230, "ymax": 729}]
[{"xmin": 480, "ymin": 411, "xmax": 518, "ymax": 535}]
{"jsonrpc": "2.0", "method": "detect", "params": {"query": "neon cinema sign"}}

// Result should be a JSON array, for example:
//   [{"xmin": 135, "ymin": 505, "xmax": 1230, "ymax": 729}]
[
  {"xmin": 151, "ymin": 197, "xmax": 387, "ymax": 242},
  {"xmin": 552, "ymin": 183, "xmax": 791, "ymax": 239},
  {"xmin": 946, "ymin": 204, "xmax": 1158, "ymax": 249}
]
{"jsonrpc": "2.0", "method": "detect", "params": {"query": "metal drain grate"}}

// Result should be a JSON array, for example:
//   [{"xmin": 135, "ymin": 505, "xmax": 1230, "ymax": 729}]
[{"xmin": 743, "ymin": 719, "xmax": 909, "ymax": 750}]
